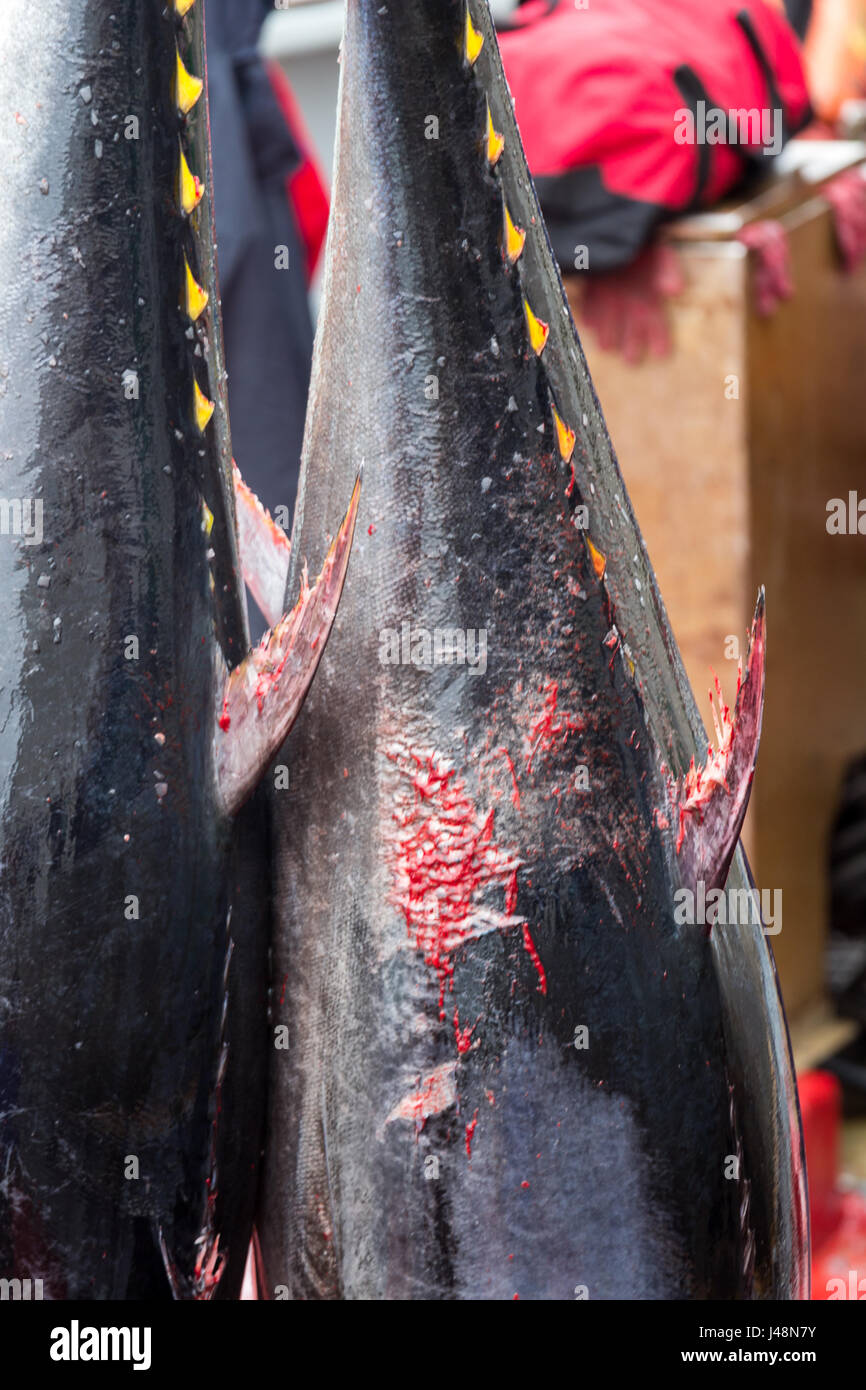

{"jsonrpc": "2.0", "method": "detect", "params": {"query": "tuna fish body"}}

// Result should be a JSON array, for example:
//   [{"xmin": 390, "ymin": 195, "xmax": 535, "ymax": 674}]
[{"xmin": 259, "ymin": 0, "xmax": 808, "ymax": 1301}]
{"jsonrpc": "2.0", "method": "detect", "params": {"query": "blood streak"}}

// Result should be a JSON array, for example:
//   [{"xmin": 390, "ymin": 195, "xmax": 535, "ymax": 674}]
[
  {"xmin": 495, "ymin": 746, "xmax": 521, "ymax": 810},
  {"xmin": 524, "ymin": 680, "xmax": 583, "ymax": 774},
  {"xmin": 454, "ymin": 1010, "xmax": 475, "ymax": 1054},
  {"xmin": 672, "ymin": 669, "xmax": 739, "ymax": 853},
  {"xmin": 465, "ymin": 1109, "xmax": 479, "ymax": 1159},
  {"xmin": 386, "ymin": 1061, "xmax": 458, "ymax": 1127},
  {"xmin": 521, "ymin": 924, "xmax": 547, "ymax": 994}
]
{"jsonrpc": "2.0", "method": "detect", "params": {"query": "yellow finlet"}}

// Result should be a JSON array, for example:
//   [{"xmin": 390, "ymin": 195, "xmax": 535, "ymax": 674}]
[
  {"xmin": 177, "ymin": 141, "xmax": 203, "ymax": 215},
  {"xmin": 173, "ymin": 0, "xmax": 197, "ymax": 15},
  {"xmin": 552, "ymin": 403, "xmax": 576, "ymax": 464},
  {"xmin": 174, "ymin": 47, "xmax": 203, "ymax": 116},
  {"xmin": 486, "ymin": 102, "xmax": 504, "ymax": 166},
  {"xmin": 587, "ymin": 537, "xmax": 606, "ymax": 581},
  {"xmin": 524, "ymin": 298, "xmax": 549, "ymax": 356},
  {"xmin": 201, "ymin": 500, "xmax": 214, "ymax": 536},
  {"xmin": 193, "ymin": 378, "xmax": 214, "ymax": 433},
  {"xmin": 505, "ymin": 204, "xmax": 526, "ymax": 264},
  {"xmin": 182, "ymin": 255, "xmax": 209, "ymax": 321},
  {"xmin": 464, "ymin": 9, "xmax": 484, "ymax": 65}
]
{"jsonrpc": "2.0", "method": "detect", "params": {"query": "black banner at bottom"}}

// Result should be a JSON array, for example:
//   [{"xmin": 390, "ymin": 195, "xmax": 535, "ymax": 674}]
[{"xmin": 0, "ymin": 1296, "xmax": 859, "ymax": 1377}]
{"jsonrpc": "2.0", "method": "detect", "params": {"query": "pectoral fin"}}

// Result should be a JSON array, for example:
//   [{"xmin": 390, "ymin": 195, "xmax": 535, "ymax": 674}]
[
  {"xmin": 672, "ymin": 589, "xmax": 766, "ymax": 895},
  {"xmin": 232, "ymin": 463, "xmax": 292, "ymax": 630},
  {"xmin": 216, "ymin": 473, "xmax": 362, "ymax": 816}
]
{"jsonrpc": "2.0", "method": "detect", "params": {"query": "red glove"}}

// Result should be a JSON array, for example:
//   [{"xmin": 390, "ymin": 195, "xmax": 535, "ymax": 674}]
[
  {"xmin": 579, "ymin": 244, "xmax": 684, "ymax": 365},
  {"xmin": 824, "ymin": 168, "xmax": 866, "ymax": 273},
  {"xmin": 737, "ymin": 220, "xmax": 794, "ymax": 316}
]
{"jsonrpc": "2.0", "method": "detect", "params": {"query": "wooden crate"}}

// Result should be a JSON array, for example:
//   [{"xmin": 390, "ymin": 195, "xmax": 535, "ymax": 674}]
[{"xmin": 564, "ymin": 147, "xmax": 866, "ymax": 1022}]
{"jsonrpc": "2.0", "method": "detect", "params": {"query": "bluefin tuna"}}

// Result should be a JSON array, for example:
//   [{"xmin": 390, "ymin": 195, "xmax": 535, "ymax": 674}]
[
  {"xmin": 259, "ymin": 0, "xmax": 808, "ymax": 1299},
  {"xmin": 0, "ymin": 0, "xmax": 357, "ymax": 1299}
]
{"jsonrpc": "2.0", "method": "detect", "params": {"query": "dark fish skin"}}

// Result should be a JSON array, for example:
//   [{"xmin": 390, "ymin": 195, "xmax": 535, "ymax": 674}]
[
  {"xmin": 0, "ymin": 1, "xmax": 266, "ymax": 1299},
  {"xmin": 260, "ymin": 0, "xmax": 808, "ymax": 1299}
]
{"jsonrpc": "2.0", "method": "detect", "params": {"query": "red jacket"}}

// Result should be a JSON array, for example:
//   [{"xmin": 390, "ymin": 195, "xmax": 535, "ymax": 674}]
[{"xmin": 498, "ymin": 0, "xmax": 811, "ymax": 270}]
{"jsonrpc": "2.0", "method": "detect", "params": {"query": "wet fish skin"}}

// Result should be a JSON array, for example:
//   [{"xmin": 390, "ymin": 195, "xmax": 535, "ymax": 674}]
[
  {"xmin": 0, "ymin": 0, "xmax": 356, "ymax": 1299},
  {"xmin": 260, "ymin": 0, "xmax": 808, "ymax": 1299}
]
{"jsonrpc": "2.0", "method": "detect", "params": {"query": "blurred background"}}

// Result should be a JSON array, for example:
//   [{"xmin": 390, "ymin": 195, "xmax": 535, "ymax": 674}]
[{"xmin": 214, "ymin": 0, "xmax": 866, "ymax": 1296}]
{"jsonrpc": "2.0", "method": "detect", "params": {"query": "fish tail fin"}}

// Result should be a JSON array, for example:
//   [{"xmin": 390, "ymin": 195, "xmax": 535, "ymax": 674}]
[{"xmin": 215, "ymin": 472, "xmax": 362, "ymax": 816}]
